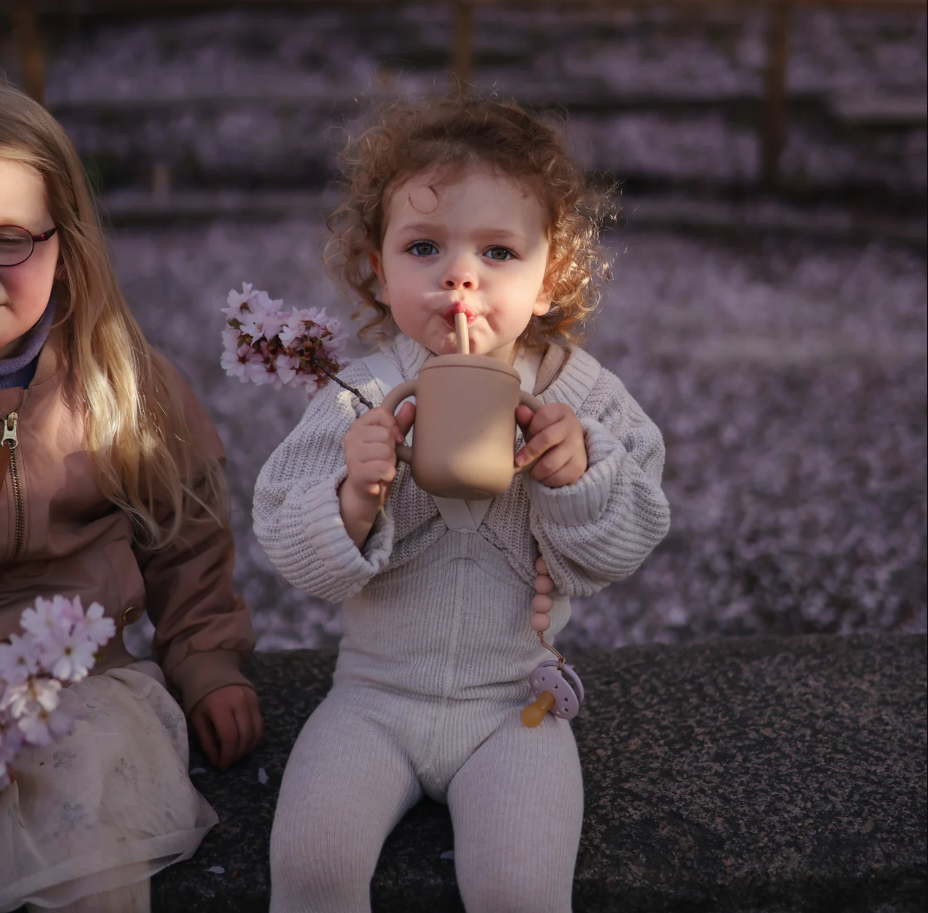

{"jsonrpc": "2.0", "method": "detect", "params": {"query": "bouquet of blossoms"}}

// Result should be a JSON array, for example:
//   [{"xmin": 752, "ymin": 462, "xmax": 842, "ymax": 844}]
[
  {"xmin": 221, "ymin": 283, "xmax": 368, "ymax": 404},
  {"xmin": 0, "ymin": 595, "xmax": 115, "ymax": 790}
]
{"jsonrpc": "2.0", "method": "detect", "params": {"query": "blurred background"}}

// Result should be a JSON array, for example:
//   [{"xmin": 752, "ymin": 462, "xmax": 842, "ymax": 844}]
[{"xmin": 1, "ymin": 0, "xmax": 925, "ymax": 654}]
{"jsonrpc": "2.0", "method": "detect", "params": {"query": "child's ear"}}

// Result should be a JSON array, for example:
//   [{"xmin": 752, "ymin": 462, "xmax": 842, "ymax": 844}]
[
  {"xmin": 533, "ymin": 274, "xmax": 553, "ymax": 317},
  {"xmin": 369, "ymin": 251, "xmax": 390, "ymax": 306}
]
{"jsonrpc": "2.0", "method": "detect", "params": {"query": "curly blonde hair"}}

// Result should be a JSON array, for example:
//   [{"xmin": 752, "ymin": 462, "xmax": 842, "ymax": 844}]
[{"xmin": 325, "ymin": 94, "xmax": 613, "ymax": 349}]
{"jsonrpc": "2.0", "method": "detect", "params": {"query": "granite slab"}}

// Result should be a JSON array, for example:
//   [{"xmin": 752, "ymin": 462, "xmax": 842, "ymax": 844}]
[{"xmin": 149, "ymin": 633, "xmax": 927, "ymax": 913}]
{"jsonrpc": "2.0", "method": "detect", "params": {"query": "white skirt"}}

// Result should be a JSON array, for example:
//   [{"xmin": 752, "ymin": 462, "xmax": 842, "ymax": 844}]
[{"xmin": 0, "ymin": 661, "xmax": 218, "ymax": 911}]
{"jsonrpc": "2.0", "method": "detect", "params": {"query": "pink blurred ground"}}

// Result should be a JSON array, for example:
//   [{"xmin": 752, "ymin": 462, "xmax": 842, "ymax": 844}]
[{"xmin": 1, "ymin": 4, "xmax": 923, "ymax": 651}]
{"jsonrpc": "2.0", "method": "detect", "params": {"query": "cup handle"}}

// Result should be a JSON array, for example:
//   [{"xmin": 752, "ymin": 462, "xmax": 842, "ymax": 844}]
[
  {"xmin": 515, "ymin": 391, "xmax": 544, "ymax": 475},
  {"xmin": 380, "ymin": 380, "xmax": 417, "ymax": 464}
]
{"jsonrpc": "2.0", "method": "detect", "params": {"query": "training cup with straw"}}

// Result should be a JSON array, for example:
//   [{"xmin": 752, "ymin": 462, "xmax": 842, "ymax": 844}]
[{"xmin": 380, "ymin": 310, "xmax": 542, "ymax": 500}]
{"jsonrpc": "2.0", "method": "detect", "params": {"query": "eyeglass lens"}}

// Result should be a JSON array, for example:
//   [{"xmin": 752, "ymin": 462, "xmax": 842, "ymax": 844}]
[{"xmin": 0, "ymin": 226, "xmax": 36, "ymax": 267}]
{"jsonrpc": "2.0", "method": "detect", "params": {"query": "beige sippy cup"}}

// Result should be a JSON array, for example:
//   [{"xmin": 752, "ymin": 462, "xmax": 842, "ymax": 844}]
[{"xmin": 381, "ymin": 353, "xmax": 542, "ymax": 500}]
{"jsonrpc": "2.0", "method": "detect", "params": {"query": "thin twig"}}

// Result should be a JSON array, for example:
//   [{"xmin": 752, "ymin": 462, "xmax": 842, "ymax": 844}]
[{"xmin": 310, "ymin": 357, "xmax": 374, "ymax": 410}]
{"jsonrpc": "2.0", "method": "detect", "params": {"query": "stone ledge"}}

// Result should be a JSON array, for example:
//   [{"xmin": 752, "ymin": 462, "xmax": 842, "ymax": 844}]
[{"xmin": 153, "ymin": 634, "xmax": 927, "ymax": 912}]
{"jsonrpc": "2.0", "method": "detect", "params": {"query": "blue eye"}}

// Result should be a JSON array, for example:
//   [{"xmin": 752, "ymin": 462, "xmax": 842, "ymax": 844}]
[
  {"xmin": 408, "ymin": 241, "xmax": 438, "ymax": 257},
  {"xmin": 485, "ymin": 247, "xmax": 514, "ymax": 261}
]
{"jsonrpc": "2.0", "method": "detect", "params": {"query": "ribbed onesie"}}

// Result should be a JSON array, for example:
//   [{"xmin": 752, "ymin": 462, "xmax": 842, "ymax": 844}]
[{"xmin": 253, "ymin": 333, "xmax": 670, "ymax": 913}]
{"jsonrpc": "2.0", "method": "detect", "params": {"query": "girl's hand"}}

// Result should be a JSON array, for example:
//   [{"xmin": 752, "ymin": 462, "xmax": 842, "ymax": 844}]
[
  {"xmin": 515, "ymin": 403, "xmax": 588, "ymax": 488},
  {"xmin": 189, "ymin": 684, "xmax": 264, "ymax": 771},
  {"xmin": 339, "ymin": 403, "xmax": 415, "ymax": 546}
]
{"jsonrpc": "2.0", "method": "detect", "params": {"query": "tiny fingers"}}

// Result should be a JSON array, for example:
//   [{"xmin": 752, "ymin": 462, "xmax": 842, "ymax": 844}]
[
  {"xmin": 515, "ymin": 405, "xmax": 587, "ymax": 488},
  {"xmin": 232, "ymin": 707, "xmax": 253, "ymax": 758},
  {"xmin": 515, "ymin": 406, "xmax": 567, "ymax": 467},
  {"xmin": 532, "ymin": 447, "xmax": 586, "ymax": 488},
  {"xmin": 515, "ymin": 404, "xmax": 536, "ymax": 432},
  {"xmin": 395, "ymin": 401, "xmax": 416, "ymax": 438},
  {"xmin": 247, "ymin": 692, "xmax": 265, "ymax": 753},
  {"xmin": 213, "ymin": 711, "xmax": 240, "ymax": 771},
  {"xmin": 344, "ymin": 413, "xmax": 405, "ymax": 501},
  {"xmin": 527, "ymin": 443, "xmax": 571, "ymax": 479},
  {"xmin": 191, "ymin": 710, "xmax": 220, "ymax": 768}
]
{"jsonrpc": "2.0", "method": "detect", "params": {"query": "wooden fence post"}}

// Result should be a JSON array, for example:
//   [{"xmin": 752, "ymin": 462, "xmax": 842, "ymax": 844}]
[
  {"xmin": 12, "ymin": 0, "xmax": 46, "ymax": 105},
  {"xmin": 451, "ymin": 1, "xmax": 474, "ymax": 91},
  {"xmin": 763, "ymin": 0, "xmax": 790, "ymax": 187}
]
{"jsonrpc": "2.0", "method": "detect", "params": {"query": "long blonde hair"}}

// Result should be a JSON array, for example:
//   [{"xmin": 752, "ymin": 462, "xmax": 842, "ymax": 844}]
[{"xmin": 0, "ymin": 83, "xmax": 223, "ymax": 548}]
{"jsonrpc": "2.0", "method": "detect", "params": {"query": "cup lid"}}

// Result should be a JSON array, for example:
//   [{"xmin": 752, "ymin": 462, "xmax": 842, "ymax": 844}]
[{"xmin": 421, "ymin": 353, "xmax": 520, "ymax": 379}]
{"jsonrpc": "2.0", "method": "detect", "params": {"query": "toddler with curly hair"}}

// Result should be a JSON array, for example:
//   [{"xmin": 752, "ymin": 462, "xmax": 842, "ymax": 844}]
[{"xmin": 253, "ymin": 94, "xmax": 670, "ymax": 913}]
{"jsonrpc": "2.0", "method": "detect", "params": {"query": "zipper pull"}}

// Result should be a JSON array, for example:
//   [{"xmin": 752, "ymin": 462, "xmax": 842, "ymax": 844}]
[
  {"xmin": 1, "ymin": 412, "xmax": 18, "ymax": 449},
  {"xmin": 0, "ymin": 412, "xmax": 18, "ymax": 487}
]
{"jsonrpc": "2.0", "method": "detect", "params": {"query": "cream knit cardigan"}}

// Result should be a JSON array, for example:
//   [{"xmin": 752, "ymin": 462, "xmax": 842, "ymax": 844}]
[{"xmin": 253, "ymin": 334, "xmax": 670, "ymax": 676}]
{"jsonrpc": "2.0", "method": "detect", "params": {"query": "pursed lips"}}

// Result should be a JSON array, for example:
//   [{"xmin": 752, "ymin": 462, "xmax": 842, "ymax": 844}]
[{"xmin": 442, "ymin": 301, "xmax": 476, "ymax": 327}]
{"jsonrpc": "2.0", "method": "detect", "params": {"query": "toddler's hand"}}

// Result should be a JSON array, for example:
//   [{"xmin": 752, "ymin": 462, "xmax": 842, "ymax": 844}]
[
  {"xmin": 189, "ymin": 684, "xmax": 264, "ymax": 771},
  {"xmin": 515, "ymin": 403, "xmax": 587, "ymax": 488},
  {"xmin": 339, "ymin": 402, "xmax": 416, "ymax": 546},
  {"xmin": 342, "ymin": 403, "xmax": 415, "ymax": 500}
]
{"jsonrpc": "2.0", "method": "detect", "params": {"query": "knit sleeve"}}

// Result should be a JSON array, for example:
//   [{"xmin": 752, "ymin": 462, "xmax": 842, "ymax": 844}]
[
  {"xmin": 524, "ymin": 354, "xmax": 670, "ymax": 598},
  {"xmin": 252, "ymin": 364, "xmax": 396, "ymax": 602}
]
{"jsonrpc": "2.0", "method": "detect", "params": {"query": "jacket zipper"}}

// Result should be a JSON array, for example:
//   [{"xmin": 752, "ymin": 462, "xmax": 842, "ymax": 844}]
[{"xmin": 1, "ymin": 411, "xmax": 25, "ymax": 559}]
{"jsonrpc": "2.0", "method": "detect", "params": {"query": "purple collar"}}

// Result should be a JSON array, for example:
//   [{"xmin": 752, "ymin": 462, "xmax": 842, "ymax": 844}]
[{"xmin": 0, "ymin": 298, "xmax": 56, "ymax": 390}]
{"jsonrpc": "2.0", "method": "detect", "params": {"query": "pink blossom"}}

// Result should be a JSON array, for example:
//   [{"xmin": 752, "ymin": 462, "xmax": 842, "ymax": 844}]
[
  {"xmin": 17, "ymin": 700, "xmax": 75, "ymax": 747},
  {"xmin": 220, "ymin": 346, "xmax": 250, "ymax": 379},
  {"xmin": 221, "ymin": 281, "xmax": 254, "ymax": 320},
  {"xmin": 274, "ymin": 354, "xmax": 302, "ymax": 386},
  {"xmin": 82, "ymin": 602, "xmax": 116, "ymax": 648},
  {"xmin": 19, "ymin": 598, "xmax": 65, "ymax": 642},
  {"xmin": 0, "ymin": 633, "xmax": 39, "ymax": 685},
  {"xmin": 0, "ymin": 714, "xmax": 25, "ymax": 757},
  {"xmin": 50, "ymin": 634, "xmax": 98, "ymax": 683},
  {"xmin": 220, "ymin": 325, "xmax": 240, "ymax": 350},
  {"xmin": 238, "ymin": 308, "xmax": 287, "ymax": 343},
  {"xmin": 220, "ymin": 283, "xmax": 350, "ymax": 401},
  {"xmin": 0, "ymin": 595, "xmax": 114, "ymax": 783},
  {"xmin": 1, "ymin": 677, "xmax": 62, "ymax": 724},
  {"xmin": 243, "ymin": 359, "xmax": 278, "ymax": 387}
]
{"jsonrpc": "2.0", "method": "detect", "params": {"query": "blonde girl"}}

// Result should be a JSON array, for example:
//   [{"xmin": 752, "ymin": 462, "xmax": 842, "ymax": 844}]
[
  {"xmin": 0, "ymin": 82, "xmax": 263, "ymax": 913},
  {"xmin": 254, "ymin": 94, "xmax": 670, "ymax": 913}
]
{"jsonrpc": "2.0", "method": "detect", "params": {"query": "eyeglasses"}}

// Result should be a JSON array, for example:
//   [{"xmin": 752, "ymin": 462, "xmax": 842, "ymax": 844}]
[{"xmin": 0, "ymin": 225, "xmax": 59, "ymax": 267}]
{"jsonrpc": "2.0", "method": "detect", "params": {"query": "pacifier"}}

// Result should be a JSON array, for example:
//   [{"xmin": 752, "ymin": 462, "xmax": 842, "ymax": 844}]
[
  {"xmin": 521, "ymin": 555, "xmax": 585, "ymax": 727},
  {"xmin": 521, "ymin": 660, "xmax": 585, "ymax": 727}
]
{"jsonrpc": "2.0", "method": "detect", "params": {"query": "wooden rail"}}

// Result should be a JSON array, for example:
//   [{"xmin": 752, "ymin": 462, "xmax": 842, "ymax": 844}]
[{"xmin": 3, "ymin": 0, "xmax": 926, "ymax": 186}]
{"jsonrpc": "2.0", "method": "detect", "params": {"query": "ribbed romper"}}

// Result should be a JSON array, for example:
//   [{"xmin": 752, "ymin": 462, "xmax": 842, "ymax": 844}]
[{"xmin": 253, "ymin": 334, "xmax": 671, "ymax": 913}]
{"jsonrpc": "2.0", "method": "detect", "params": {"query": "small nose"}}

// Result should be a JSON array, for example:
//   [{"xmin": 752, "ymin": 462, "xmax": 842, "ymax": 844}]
[
  {"xmin": 441, "ymin": 260, "xmax": 476, "ymax": 290},
  {"xmin": 442, "ymin": 276, "xmax": 474, "ymax": 290}
]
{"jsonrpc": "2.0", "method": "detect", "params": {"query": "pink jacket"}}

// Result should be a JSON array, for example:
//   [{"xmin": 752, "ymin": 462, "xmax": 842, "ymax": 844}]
[{"xmin": 0, "ymin": 324, "xmax": 256, "ymax": 713}]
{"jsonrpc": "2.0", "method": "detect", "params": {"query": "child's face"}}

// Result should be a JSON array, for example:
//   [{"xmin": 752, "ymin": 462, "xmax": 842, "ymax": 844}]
[
  {"xmin": 0, "ymin": 158, "xmax": 59, "ymax": 359},
  {"xmin": 372, "ymin": 166, "xmax": 552, "ymax": 363}
]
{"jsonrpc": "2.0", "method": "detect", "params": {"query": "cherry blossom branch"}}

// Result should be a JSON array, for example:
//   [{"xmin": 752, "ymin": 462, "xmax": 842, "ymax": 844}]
[
  {"xmin": 221, "ymin": 283, "xmax": 372, "ymax": 408},
  {"xmin": 0, "ymin": 596, "xmax": 115, "ymax": 790},
  {"xmin": 305, "ymin": 357, "xmax": 373, "ymax": 410}
]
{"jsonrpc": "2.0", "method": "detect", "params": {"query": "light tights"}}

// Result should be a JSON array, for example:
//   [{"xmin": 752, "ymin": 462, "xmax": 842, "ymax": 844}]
[{"xmin": 271, "ymin": 693, "xmax": 583, "ymax": 913}]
